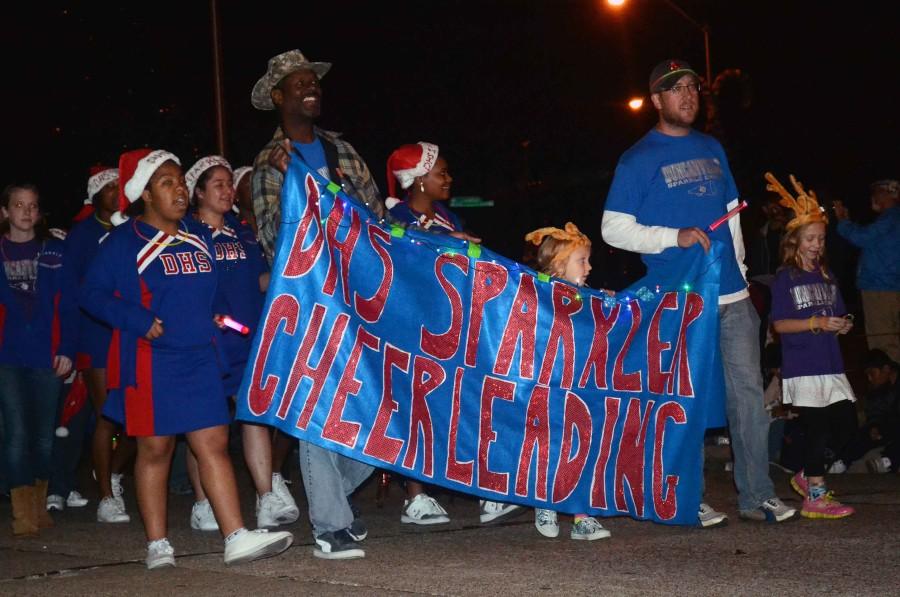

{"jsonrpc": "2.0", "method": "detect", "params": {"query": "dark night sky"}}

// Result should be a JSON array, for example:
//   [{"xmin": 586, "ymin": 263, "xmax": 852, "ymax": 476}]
[{"xmin": 3, "ymin": 1, "xmax": 899, "ymax": 284}]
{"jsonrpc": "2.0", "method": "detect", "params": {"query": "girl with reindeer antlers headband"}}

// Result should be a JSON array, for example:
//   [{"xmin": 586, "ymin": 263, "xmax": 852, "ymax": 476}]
[{"xmin": 765, "ymin": 172, "xmax": 856, "ymax": 520}]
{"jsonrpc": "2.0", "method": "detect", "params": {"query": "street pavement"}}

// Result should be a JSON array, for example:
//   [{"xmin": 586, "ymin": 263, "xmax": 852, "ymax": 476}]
[{"xmin": 2, "ymin": 448, "xmax": 899, "ymax": 596}]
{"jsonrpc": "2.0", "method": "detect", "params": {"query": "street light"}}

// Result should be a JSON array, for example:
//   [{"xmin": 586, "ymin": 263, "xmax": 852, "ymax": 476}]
[
  {"xmin": 627, "ymin": 97, "xmax": 644, "ymax": 111},
  {"xmin": 605, "ymin": 0, "xmax": 712, "ymax": 86}
]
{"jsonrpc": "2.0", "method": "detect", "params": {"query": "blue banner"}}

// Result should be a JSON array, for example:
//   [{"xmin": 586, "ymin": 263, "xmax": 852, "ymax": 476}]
[{"xmin": 236, "ymin": 157, "xmax": 726, "ymax": 525}]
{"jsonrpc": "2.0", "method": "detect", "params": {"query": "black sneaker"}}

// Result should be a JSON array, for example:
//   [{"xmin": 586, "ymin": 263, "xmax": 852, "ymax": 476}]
[
  {"xmin": 347, "ymin": 517, "xmax": 367, "ymax": 542},
  {"xmin": 313, "ymin": 529, "xmax": 365, "ymax": 560}
]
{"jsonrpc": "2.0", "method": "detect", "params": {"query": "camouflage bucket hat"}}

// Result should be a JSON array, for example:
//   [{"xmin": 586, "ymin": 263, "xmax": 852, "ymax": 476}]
[{"xmin": 251, "ymin": 49, "xmax": 332, "ymax": 111}]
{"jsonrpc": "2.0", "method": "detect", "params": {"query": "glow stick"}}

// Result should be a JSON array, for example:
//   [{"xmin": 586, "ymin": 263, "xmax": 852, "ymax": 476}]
[
  {"xmin": 707, "ymin": 200, "xmax": 748, "ymax": 232},
  {"xmin": 221, "ymin": 316, "xmax": 249, "ymax": 335}
]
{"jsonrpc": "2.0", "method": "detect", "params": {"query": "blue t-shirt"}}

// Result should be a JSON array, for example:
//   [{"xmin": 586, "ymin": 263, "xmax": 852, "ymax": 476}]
[
  {"xmin": 606, "ymin": 129, "xmax": 746, "ymax": 296},
  {"xmin": 293, "ymin": 137, "xmax": 330, "ymax": 181}
]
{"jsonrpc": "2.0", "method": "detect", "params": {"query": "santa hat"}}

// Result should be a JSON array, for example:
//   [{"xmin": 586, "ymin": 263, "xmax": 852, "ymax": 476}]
[
  {"xmin": 185, "ymin": 155, "xmax": 232, "ymax": 199},
  {"xmin": 232, "ymin": 166, "xmax": 253, "ymax": 190},
  {"xmin": 73, "ymin": 166, "xmax": 119, "ymax": 222},
  {"xmin": 231, "ymin": 166, "xmax": 252, "ymax": 214},
  {"xmin": 386, "ymin": 142, "xmax": 439, "ymax": 199},
  {"xmin": 111, "ymin": 149, "xmax": 180, "ymax": 226}
]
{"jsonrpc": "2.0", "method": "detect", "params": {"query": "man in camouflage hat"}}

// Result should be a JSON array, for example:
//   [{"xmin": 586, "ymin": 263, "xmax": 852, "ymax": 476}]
[
  {"xmin": 250, "ymin": 49, "xmax": 385, "ymax": 266},
  {"xmin": 249, "ymin": 48, "xmax": 379, "ymax": 561}
]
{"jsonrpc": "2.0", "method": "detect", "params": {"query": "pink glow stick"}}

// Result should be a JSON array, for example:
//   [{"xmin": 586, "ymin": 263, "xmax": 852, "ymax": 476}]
[
  {"xmin": 707, "ymin": 200, "xmax": 748, "ymax": 232},
  {"xmin": 221, "ymin": 315, "xmax": 249, "ymax": 335}
]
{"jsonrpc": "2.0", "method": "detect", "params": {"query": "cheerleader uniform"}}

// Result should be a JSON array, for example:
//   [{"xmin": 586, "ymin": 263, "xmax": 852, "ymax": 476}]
[
  {"xmin": 205, "ymin": 213, "xmax": 267, "ymax": 396},
  {"xmin": 62, "ymin": 214, "xmax": 113, "ymax": 370},
  {"xmin": 386, "ymin": 199, "xmax": 463, "ymax": 233},
  {"xmin": 80, "ymin": 218, "xmax": 229, "ymax": 437}
]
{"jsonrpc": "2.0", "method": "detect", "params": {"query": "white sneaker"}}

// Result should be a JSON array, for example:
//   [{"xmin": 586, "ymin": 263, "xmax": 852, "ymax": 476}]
[
  {"xmin": 256, "ymin": 491, "xmax": 294, "ymax": 528},
  {"xmin": 479, "ymin": 500, "xmax": 524, "ymax": 524},
  {"xmin": 46, "ymin": 494, "xmax": 65, "ymax": 512},
  {"xmin": 697, "ymin": 502, "xmax": 727, "ymax": 528},
  {"xmin": 146, "ymin": 538, "xmax": 175, "ymax": 570},
  {"xmin": 570, "ymin": 516, "xmax": 611, "ymax": 540},
  {"xmin": 401, "ymin": 493, "xmax": 450, "ymax": 525},
  {"xmin": 97, "ymin": 496, "xmax": 130, "ymax": 523},
  {"xmin": 270, "ymin": 473, "xmax": 300, "ymax": 524},
  {"xmin": 66, "ymin": 490, "xmax": 88, "ymax": 508},
  {"xmin": 827, "ymin": 459, "xmax": 847, "ymax": 474},
  {"xmin": 867, "ymin": 456, "xmax": 892, "ymax": 473},
  {"xmin": 534, "ymin": 508, "xmax": 559, "ymax": 538},
  {"xmin": 190, "ymin": 499, "xmax": 219, "ymax": 531},
  {"xmin": 223, "ymin": 529, "xmax": 293, "ymax": 566}
]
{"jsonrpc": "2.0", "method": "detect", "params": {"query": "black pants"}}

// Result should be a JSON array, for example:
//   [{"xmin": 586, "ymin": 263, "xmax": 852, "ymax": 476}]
[{"xmin": 796, "ymin": 402, "xmax": 850, "ymax": 477}]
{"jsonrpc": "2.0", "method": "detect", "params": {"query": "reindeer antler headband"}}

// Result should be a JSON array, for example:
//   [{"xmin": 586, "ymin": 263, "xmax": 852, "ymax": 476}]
[
  {"xmin": 524, "ymin": 222, "xmax": 591, "ymax": 267},
  {"xmin": 764, "ymin": 172, "xmax": 828, "ymax": 232}
]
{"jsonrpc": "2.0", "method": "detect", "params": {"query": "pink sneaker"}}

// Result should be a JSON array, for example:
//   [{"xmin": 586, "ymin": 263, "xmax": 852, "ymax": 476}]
[
  {"xmin": 790, "ymin": 471, "xmax": 809, "ymax": 498},
  {"xmin": 801, "ymin": 493, "xmax": 854, "ymax": 519}
]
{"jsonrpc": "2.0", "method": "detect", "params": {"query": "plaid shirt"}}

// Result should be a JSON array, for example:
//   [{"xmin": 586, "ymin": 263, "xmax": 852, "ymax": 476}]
[{"xmin": 251, "ymin": 126, "xmax": 386, "ymax": 265}]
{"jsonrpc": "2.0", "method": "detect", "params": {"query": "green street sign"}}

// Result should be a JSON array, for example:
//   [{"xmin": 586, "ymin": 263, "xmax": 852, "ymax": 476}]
[{"xmin": 450, "ymin": 196, "xmax": 494, "ymax": 208}]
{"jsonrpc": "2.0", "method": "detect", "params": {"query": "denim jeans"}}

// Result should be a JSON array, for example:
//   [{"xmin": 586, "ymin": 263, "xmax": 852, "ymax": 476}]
[
  {"xmin": 297, "ymin": 439, "xmax": 373, "ymax": 536},
  {"xmin": 0, "ymin": 365, "xmax": 62, "ymax": 488},
  {"xmin": 719, "ymin": 298, "xmax": 776, "ymax": 511}
]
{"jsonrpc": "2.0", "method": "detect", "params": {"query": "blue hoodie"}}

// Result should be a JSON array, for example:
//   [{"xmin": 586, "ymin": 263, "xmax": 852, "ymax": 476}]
[{"xmin": 837, "ymin": 205, "xmax": 900, "ymax": 291}]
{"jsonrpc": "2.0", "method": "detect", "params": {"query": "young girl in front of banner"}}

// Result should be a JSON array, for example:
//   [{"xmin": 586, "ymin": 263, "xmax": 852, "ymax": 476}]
[
  {"xmin": 766, "ymin": 172, "xmax": 855, "ymax": 519},
  {"xmin": 524, "ymin": 222, "xmax": 612, "ymax": 540}
]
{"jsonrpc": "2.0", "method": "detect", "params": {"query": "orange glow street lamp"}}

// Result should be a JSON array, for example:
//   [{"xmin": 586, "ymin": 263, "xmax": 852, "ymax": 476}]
[{"xmin": 627, "ymin": 97, "xmax": 644, "ymax": 111}]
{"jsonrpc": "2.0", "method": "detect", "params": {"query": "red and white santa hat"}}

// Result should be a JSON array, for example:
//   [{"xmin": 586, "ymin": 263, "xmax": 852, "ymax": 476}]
[
  {"xmin": 385, "ymin": 142, "xmax": 439, "ymax": 199},
  {"xmin": 111, "ymin": 148, "xmax": 181, "ymax": 226},
  {"xmin": 232, "ymin": 166, "xmax": 253, "ymax": 190},
  {"xmin": 73, "ymin": 165, "xmax": 119, "ymax": 222},
  {"xmin": 185, "ymin": 155, "xmax": 232, "ymax": 199}
]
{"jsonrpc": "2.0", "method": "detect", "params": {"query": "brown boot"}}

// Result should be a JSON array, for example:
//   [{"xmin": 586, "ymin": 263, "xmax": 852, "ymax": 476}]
[
  {"xmin": 11, "ymin": 486, "xmax": 39, "ymax": 537},
  {"xmin": 33, "ymin": 480, "xmax": 55, "ymax": 529}
]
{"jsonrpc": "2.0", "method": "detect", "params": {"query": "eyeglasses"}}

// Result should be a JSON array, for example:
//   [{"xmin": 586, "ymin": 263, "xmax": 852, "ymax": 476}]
[{"xmin": 665, "ymin": 83, "xmax": 702, "ymax": 96}]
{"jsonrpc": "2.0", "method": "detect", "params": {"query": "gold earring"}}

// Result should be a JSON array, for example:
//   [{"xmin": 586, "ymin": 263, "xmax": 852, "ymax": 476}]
[{"xmin": 419, "ymin": 181, "xmax": 425, "ymax": 193}]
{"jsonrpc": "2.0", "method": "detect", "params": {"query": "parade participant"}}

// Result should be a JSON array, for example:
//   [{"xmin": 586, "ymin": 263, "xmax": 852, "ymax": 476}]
[
  {"xmin": 80, "ymin": 149, "xmax": 293, "ymax": 568},
  {"xmin": 251, "ymin": 48, "xmax": 378, "ymax": 559},
  {"xmin": 383, "ymin": 142, "xmax": 508, "ymax": 526},
  {"xmin": 0, "ymin": 183, "xmax": 75, "ymax": 536},
  {"xmin": 602, "ymin": 59, "xmax": 795, "ymax": 525},
  {"xmin": 524, "ymin": 222, "xmax": 611, "ymax": 540},
  {"xmin": 833, "ymin": 180, "xmax": 900, "ymax": 362},
  {"xmin": 232, "ymin": 166, "xmax": 257, "ymax": 235},
  {"xmin": 385, "ymin": 142, "xmax": 464, "ymax": 233},
  {"xmin": 766, "ymin": 173, "xmax": 855, "ymax": 519},
  {"xmin": 60, "ymin": 166, "xmax": 136, "ymax": 523},
  {"xmin": 182, "ymin": 155, "xmax": 297, "ymax": 532}
]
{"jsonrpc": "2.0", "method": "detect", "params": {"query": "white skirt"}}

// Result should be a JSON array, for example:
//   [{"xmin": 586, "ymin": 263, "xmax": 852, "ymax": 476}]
[{"xmin": 782, "ymin": 373, "xmax": 856, "ymax": 408}]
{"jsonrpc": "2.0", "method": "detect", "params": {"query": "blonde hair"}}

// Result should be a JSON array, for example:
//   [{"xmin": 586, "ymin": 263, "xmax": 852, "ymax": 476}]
[
  {"xmin": 779, "ymin": 221, "xmax": 830, "ymax": 280},
  {"xmin": 524, "ymin": 222, "xmax": 591, "ymax": 278}
]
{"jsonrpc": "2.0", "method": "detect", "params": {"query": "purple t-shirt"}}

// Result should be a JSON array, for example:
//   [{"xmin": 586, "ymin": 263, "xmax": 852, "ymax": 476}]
[
  {"xmin": 2, "ymin": 237, "xmax": 40, "ymax": 318},
  {"xmin": 771, "ymin": 267, "xmax": 846, "ymax": 379}
]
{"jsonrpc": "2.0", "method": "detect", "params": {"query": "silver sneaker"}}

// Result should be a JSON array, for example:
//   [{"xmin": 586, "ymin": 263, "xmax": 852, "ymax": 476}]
[
  {"xmin": 534, "ymin": 508, "xmax": 559, "ymax": 538},
  {"xmin": 479, "ymin": 500, "xmax": 524, "ymax": 524},
  {"xmin": 66, "ymin": 490, "xmax": 88, "ymax": 508},
  {"xmin": 146, "ymin": 538, "xmax": 175, "ymax": 570},
  {"xmin": 570, "ymin": 516, "xmax": 611, "ymax": 540},
  {"xmin": 97, "ymin": 496, "xmax": 130, "ymax": 523},
  {"xmin": 738, "ymin": 497, "xmax": 796, "ymax": 523},
  {"xmin": 401, "ymin": 493, "xmax": 450, "ymax": 525},
  {"xmin": 697, "ymin": 502, "xmax": 727, "ymax": 527},
  {"xmin": 46, "ymin": 494, "xmax": 65, "ymax": 512},
  {"xmin": 190, "ymin": 499, "xmax": 219, "ymax": 531}
]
